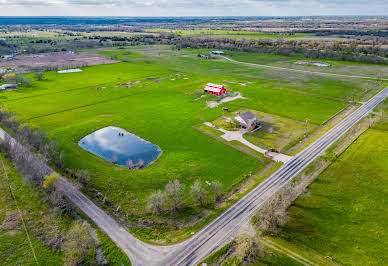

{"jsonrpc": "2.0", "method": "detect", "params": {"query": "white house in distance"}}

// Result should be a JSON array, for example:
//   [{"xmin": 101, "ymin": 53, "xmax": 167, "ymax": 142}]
[
  {"xmin": 235, "ymin": 111, "xmax": 260, "ymax": 130},
  {"xmin": 0, "ymin": 84, "xmax": 17, "ymax": 90},
  {"xmin": 211, "ymin": 51, "xmax": 224, "ymax": 55}
]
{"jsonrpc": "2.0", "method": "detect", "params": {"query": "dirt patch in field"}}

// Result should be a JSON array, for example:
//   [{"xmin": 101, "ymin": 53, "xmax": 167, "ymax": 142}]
[
  {"xmin": 120, "ymin": 80, "xmax": 141, "ymax": 88},
  {"xmin": 0, "ymin": 211, "xmax": 20, "ymax": 230},
  {"xmin": 0, "ymin": 51, "xmax": 118, "ymax": 73}
]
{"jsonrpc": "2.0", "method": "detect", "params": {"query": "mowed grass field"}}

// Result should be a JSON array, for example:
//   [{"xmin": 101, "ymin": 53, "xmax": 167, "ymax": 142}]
[
  {"xmin": 268, "ymin": 127, "xmax": 388, "ymax": 265},
  {"xmin": 0, "ymin": 45, "xmax": 382, "ymax": 239}
]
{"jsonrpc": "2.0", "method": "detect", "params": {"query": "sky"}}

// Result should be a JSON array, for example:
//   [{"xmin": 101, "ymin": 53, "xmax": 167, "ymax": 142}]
[{"xmin": 0, "ymin": 0, "xmax": 386, "ymax": 16}]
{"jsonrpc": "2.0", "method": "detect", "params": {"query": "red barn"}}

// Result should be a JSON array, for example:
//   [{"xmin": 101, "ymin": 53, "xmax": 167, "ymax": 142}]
[{"xmin": 204, "ymin": 83, "xmax": 227, "ymax": 96}]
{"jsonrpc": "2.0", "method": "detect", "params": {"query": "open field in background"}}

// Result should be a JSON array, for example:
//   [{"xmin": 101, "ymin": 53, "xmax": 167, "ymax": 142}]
[
  {"xmin": 267, "ymin": 126, "xmax": 388, "ymax": 265},
  {"xmin": 144, "ymin": 29, "xmax": 313, "ymax": 40},
  {"xmin": 1, "ymin": 44, "xmax": 387, "ymax": 241},
  {"xmin": 226, "ymin": 51, "xmax": 388, "ymax": 80}
]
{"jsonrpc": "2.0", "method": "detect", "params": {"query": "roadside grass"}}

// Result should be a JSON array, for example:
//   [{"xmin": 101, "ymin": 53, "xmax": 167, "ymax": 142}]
[
  {"xmin": 0, "ymin": 44, "xmax": 381, "ymax": 242},
  {"xmin": 269, "ymin": 128, "xmax": 388, "ymax": 265},
  {"xmin": 0, "ymin": 152, "xmax": 70, "ymax": 264}
]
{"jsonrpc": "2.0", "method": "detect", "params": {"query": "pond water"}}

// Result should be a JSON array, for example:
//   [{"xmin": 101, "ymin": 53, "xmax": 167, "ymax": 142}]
[{"xmin": 79, "ymin": 126, "xmax": 162, "ymax": 168}]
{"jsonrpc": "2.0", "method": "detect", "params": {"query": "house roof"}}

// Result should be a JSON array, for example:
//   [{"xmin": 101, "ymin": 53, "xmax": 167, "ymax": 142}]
[{"xmin": 238, "ymin": 111, "xmax": 257, "ymax": 124}]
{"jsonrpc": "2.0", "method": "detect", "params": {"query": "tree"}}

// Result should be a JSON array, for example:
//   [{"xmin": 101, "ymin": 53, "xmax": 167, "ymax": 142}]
[
  {"xmin": 210, "ymin": 180, "xmax": 222, "ymax": 201},
  {"xmin": 34, "ymin": 71, "xmax": 44, "ymax": 81},
  {"xmin": 76, "ymin": 169, "xmax": 90, "ymax": 185},
  {"xmin": 62, "ymin": 221, "xmax": 96, "ymax": 266},
  {"xmin": 190, "ymin": 179, "xmax": 208, "ymax": 207},
  {"xmin": 147, "ymin": 190, "xmax": 166, "ymax": 214},
  {"xmin": 43, "ymin": 172, "xmax": 59, "ymax": 190},
  {"xmin": 15, "ymin": 75, "xmax": 31, "ymax": 87},
  {"xmin": 165, "ymin": 179, "xmax": 185, "ymax": 212}
]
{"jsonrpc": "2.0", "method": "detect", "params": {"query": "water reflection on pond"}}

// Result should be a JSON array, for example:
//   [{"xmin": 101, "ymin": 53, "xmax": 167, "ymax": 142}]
[{"xmin": 79, "ymin": 126, "xmax": 162, "ymax": 168}]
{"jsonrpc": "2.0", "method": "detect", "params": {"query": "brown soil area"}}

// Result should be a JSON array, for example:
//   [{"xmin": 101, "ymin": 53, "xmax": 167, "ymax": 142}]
[{"xmin": 0, "ymin": 51, "xmax": 118, "ymax": 73}]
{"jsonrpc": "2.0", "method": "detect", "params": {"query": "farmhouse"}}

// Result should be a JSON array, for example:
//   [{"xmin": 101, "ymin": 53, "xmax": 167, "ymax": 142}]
[
  {"xmin": 204, "ymin": 83, "xmax": 227, "ymax": 95},
  {"xmin": 235, "ymin": 111, "xmax": 260, "ymax": 130}
]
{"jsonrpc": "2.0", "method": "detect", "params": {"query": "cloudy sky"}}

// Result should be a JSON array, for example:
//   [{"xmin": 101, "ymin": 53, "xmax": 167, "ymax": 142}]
[{"xmin": 0, "ymin": 0, "xmax": 386, "ymax": 16}]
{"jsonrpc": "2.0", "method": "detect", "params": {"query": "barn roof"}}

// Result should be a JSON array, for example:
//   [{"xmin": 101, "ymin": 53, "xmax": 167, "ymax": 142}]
[{"xmin": 205, "ymin": 83, "xmax": 226, "ymax": 93}]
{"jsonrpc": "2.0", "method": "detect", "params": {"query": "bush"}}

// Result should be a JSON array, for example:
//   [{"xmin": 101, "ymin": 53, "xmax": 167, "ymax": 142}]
[{"xmin": 62, "ymin": 221, "xmax": 96, "ymax": 266}]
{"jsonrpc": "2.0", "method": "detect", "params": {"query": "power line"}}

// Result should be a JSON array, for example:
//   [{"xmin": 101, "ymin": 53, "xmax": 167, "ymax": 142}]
[{"xmin": 1, "ymin": 160, "xmax": 39, "ymax": 266}]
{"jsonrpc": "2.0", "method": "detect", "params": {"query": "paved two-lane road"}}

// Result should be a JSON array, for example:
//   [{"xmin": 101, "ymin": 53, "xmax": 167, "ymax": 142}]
[{"xmin": 1, "ymin": 87, "xmax": 387, "ymax": 265}]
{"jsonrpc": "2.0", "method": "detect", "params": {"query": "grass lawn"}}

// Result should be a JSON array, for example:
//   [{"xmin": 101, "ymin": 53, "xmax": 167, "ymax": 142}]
[
  {"xmin": 1, "ymin": 45, "xmax": 380, "ymax": 241},
  {"xmin": 269, "ymin": 128, "xmax": 388, "ymax": 265}
]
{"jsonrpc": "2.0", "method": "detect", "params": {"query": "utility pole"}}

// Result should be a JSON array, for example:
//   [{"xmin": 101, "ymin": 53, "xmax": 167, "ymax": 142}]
[{"xmin": 304, "ymin": 119, "xmax": 309, "ymax": 138}]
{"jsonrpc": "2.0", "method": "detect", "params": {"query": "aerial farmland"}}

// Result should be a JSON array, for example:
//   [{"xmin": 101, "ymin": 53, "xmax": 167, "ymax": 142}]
[{"xmin": 0, "ymin": 16, "xmax": 387, "ymax": 266}]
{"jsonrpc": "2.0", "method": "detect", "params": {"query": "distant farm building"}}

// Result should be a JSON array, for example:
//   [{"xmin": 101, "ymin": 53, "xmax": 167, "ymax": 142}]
[
  {"xmin": 204, "ymin": 83, "xmax": 227, "ymax": 96},
  {"xmin": 1, "ymin": 54, "xmax": 14, "ymax": 60},
  {"xmin": 235, "ymin": 111, "xmax": 260, "ymax": 130},
  {"xmin": 0, "ymin": 84, "xmax": 17, "ymax": 90},
  {"xmin": 212, "ymin": 51, "xmax": 224, "ymax": 55}
]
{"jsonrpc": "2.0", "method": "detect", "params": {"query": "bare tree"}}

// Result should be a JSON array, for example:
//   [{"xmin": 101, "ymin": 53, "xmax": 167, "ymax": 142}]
[
  {"xmin": 34, "ymin": 72, "xmax": 44, "ymax": 81},
  {"xmin": 76, "ymin": 169, "xmax": 90, "ymax": 185},
  {"xmin": 147, "ymin": 190, "xmax": 166, "ymax": 214},
  {"xmin": 165, "ymin": 179, "xmax": 185, "ymax": 212},
  {"xmin": 210, "ymin": 180, "xmax": 222, "ymax": 201},
  {"xmin": 126, "ymin": 159, "xmax": 134, "ymax": 169},
  {"xmin": 190, "ymin": 179, "xmax": 208, "ymax": 207},
  {"xmin": 111, "ymin": 155, "xmax": 118, "ymax": 164}
]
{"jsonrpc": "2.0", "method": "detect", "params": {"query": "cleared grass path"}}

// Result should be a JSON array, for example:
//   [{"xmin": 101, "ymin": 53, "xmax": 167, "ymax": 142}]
[{"xmin": 221, "ymin": 56, "xmax": 388, "ymax": 81}]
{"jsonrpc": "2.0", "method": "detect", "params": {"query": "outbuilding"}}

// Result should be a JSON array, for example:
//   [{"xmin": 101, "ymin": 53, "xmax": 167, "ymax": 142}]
[
  {"xmin": 0, "ymin": 84, "xmax": 17, "ymax": 90},
  {"xmin": 235, "ymin": 111, "xmax": 260, "ymax": 130},
  {"xmin": 204, "ymin": 83, "xmax": 227, "ymax": 96},
  {"xmin": 211, "ymin": 51, "xmax": 224, "ymax": 55}
]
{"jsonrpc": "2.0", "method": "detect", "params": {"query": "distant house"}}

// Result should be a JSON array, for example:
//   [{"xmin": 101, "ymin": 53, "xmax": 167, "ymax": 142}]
[
  {"xmin": 204, "ymin": 83, "xmax": 227, "ymax": 96},
  {"xmin": 1, "ymin": 54, "xmax": 14, "ymax": 60},
  {"xmin": 212, "ymin": 51, "xmax": 224, "ymax": 55},
  {"xmin": 205, "ymin": 55, "xmax": 214, "ymax": 60},
  {"xmin": 0, "ymin": 84, "xmax": 17, "ymax": 90},
  {"xmin": 235, "ymin": 111, "xmax": 259, "ymax": 130}
]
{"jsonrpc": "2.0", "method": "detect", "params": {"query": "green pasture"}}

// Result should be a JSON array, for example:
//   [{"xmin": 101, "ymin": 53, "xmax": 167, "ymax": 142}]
[
  {"xmin": 1, "ymin": 45, "xmax": 380, "ymax": 240},
  {"xmin": 269, "ymin": 128, "xmax": 388, "ymax": 265}
]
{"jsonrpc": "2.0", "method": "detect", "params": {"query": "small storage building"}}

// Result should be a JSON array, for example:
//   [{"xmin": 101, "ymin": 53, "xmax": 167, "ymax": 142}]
[{"xmin": 204, "ymin": 83, "xmax": 227, "ymax": 95}]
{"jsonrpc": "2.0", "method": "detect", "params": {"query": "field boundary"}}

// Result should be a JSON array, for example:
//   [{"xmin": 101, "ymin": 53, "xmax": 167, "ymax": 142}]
[{"xmin": 221, "ymin": 56, "xmax": 388, "ymax": 81}]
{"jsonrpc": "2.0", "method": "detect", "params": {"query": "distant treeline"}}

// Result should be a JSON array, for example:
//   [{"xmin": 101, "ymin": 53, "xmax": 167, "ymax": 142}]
[
  {"xmin": 115, "ymin": 34, "xmax": 388, "ymax": 64},
  {"xmin": 298, "ymin": 29, "xmax": 388, "ymax": 38}
]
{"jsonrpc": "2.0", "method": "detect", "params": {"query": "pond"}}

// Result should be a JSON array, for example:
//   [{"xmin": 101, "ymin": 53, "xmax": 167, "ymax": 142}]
[{"xmin": 79, "ymin": 126, "xmax": 162, "ymax": 168}]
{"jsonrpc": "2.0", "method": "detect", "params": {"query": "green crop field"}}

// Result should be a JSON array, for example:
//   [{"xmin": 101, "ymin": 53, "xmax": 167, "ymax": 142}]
[
  {"xmin": 268, "ymin": 127, "xmax": 388, "ymax": 265},
  {"xmin": 1, "ymin": 45, "xmax": 384, "ymax": 241}
]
